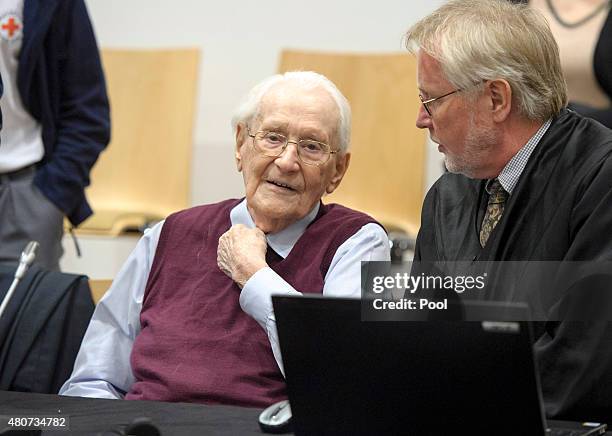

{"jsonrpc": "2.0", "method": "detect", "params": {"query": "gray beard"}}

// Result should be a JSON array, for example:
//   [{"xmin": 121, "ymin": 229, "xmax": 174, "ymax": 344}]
[{"xmin": 444, "ymin": 114, "xmax": 497, "ymax": 179}]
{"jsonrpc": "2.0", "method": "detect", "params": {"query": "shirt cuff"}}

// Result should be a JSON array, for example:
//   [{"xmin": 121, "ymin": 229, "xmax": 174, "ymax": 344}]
[{"xmin": 239, "ymin": 267, "xmax": 300, "ymax": 329}]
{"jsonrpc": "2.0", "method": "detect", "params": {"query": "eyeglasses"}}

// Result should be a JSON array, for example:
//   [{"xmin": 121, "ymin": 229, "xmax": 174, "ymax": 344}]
[
  {"xmin": 247, "ymin": 126, "xmax": 338, "ymax": 166},
  {"xmin": 419, "ymin": 89, "xmax": 461, "ymax": 117}
]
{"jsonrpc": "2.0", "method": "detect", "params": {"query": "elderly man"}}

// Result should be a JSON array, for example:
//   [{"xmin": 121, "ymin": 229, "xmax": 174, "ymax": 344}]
[
  {"xmin": 60, "ymin": 72, "xmax": 390, "ymax": 407},
  {"xmin": 407, "ymin": 0, "xmax": 612, "ymax": 422}
]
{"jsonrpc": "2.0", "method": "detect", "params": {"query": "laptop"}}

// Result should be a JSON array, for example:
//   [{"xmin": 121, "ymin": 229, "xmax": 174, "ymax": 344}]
[{"xmin": 272, "ymin": 295, "xmax": 607, "ymax": 436}]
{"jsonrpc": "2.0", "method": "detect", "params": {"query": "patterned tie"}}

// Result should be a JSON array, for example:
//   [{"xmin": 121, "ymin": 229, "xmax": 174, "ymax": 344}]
[{"xmin": 479, "ymin": 178, "xmax": 508, "ymax": 248}]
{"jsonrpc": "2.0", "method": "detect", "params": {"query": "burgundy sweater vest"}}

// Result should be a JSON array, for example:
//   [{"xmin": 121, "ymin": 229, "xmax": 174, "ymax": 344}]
[{"xmin": 126, "ymin": 199, "xmax": 379, "ymax": 407}]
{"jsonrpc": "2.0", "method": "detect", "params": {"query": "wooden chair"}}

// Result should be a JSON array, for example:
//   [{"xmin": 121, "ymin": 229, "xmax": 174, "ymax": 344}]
[
  {"xmin": 279, "ymin": 50, "xmax": 426, "ymax": 237},
  {"xmin": 89, "ymin": 279, "xmax": 113, "ymax": 304},
  {"xmin": 77, "ymin": 49, "xmax": 200, "ymax": 236}
]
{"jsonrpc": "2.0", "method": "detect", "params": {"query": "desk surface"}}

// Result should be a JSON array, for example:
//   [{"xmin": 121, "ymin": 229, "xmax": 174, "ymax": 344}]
[
  {"xmin": 2, "ymin": 390, "xmax": 609, "ymax": 436},
  {"xmin": 0, "ymin": 390, "xmax": 265, "ymax": 435}
]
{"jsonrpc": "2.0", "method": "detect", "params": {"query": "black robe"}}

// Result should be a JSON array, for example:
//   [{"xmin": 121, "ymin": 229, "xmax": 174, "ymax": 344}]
[{"xmin": 414, "ymin": 108, "xmax": 612, "ymax": 422}]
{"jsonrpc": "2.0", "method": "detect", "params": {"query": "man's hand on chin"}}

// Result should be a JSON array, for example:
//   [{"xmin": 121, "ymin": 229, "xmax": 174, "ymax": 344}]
[{"xmin": 217, "ymin": 224, "xmax": 269, "ymax": 288}]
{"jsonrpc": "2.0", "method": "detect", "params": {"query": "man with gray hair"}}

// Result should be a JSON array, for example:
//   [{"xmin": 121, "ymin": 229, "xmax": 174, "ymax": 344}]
[
  {"xmin": 59, "ymin": 71, "xmax": 390, "ymax": 407},
  {"xmin": 408, "ymin": 0, "xmax": 612, "ymax": 422}
]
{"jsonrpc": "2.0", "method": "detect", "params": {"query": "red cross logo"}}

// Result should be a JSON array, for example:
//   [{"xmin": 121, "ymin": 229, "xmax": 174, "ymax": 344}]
[{"xmin": 0, "ymin": 14, "xmax": 23, "ymax": 41}]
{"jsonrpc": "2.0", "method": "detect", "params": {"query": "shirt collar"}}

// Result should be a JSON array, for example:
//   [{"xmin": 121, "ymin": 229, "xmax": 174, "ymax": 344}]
[
  {"xmin": 495, "ymin": 118, "xmax": 552, "ymax": 195},
  {"xmin": 230, "ymin": 199, "xmax": 320, "ymax": 259}
]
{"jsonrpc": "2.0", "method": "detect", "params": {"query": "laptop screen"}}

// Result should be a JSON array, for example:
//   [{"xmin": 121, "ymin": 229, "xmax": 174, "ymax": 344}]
[{"xmin": 273, "ymin": 295, "xmax": 547, "ymax": 436}]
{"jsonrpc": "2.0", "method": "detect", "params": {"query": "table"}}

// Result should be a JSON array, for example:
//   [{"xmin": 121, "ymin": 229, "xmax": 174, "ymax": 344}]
[
  {"xmin": 1, "ymin": 390, "xmax": 609, "ymax": 435},
  {"xmin": 0, "ymin": 390, "xmax": 266, "ymax": 435}
]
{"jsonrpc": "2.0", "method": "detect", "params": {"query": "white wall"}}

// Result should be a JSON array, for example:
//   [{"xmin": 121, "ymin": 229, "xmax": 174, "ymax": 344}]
[
  {"xmin": 62, "ymin": 0, "xmax": 445, "ymax": 278},
  {"xmin": 85, "ymin": 0, "xmax": 445, "ymax": 204}
]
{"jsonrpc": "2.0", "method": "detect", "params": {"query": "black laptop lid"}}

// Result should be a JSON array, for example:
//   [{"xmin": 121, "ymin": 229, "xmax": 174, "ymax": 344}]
[{"xmin": 273, "ymin": 295, "xmax": 547, "ymax": 436}]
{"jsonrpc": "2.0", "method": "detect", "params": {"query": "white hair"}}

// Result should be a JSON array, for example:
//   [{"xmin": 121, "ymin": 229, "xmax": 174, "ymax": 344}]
[
  {"xmin": 404, "ymin": 0, "xmax": 567, "ymax": 121},
  {"xmin": 231, "ymin": 71, "xmax": 352, "ymax": 153}
]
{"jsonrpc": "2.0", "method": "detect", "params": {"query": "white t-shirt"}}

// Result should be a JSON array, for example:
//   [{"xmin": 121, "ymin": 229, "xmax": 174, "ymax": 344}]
[{"xmin": 0, "ymin": 0, "xmax": 44, "ymax": 173}]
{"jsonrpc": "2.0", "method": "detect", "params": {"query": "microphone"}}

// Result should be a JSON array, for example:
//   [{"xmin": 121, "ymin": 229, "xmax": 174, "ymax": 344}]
[
  {"xmin": 0, "ymin": 241, "xmax": 39, "ymax": 320},
  {"xmin": 102, "ymin": 417, "xmax": 162, "ymax": 436},
  {"xmin": 124, "ymin": 418, "xmax": 161, "ymax": 436}
]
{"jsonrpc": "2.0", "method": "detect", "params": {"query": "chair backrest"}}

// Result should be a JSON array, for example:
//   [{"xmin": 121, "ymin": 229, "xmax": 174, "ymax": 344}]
[
  {"xmin": 279, "ymin": 50, "xmax": 426, "ymax": 236},
  {"xmin": 89, "ymin": 279, "xmax": 113, "ymax": 304},
  {"xmin": 78, "ymin": 49, "xmax": 200, "ymax": 235}
]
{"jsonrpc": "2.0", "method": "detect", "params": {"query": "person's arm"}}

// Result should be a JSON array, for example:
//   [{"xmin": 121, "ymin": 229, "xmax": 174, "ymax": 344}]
[
  {"xmin": 59, "ymin": 222, "xmax": 163, "ymax": 398},
  {"xmin": 33, "ymin": 0, "xmax": 110, "ymax": 224},
  {"xmin": 238, "ymin": 223, "xmax": 390, "ymax": 374}
]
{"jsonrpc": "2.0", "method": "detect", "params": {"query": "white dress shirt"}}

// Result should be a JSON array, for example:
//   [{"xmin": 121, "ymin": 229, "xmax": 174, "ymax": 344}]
[
  {"xmin": 60, "ymin": 200, "xmax": 390, "ymax": 399},
  {"xmin": 495, "ymin": 118, "xmax": 551, "ymax": 195}
]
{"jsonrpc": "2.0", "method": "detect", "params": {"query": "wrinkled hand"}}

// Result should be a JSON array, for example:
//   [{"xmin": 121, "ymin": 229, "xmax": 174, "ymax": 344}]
[{"xmin": 217, "ymin": 224, "xmax": 268, "ymax": 288}]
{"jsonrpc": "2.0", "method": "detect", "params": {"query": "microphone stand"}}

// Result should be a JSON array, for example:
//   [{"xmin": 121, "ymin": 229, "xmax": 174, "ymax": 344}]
[{"xmin": 0, "ymin": 241, "xmax": 39, "ymax": 321}]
